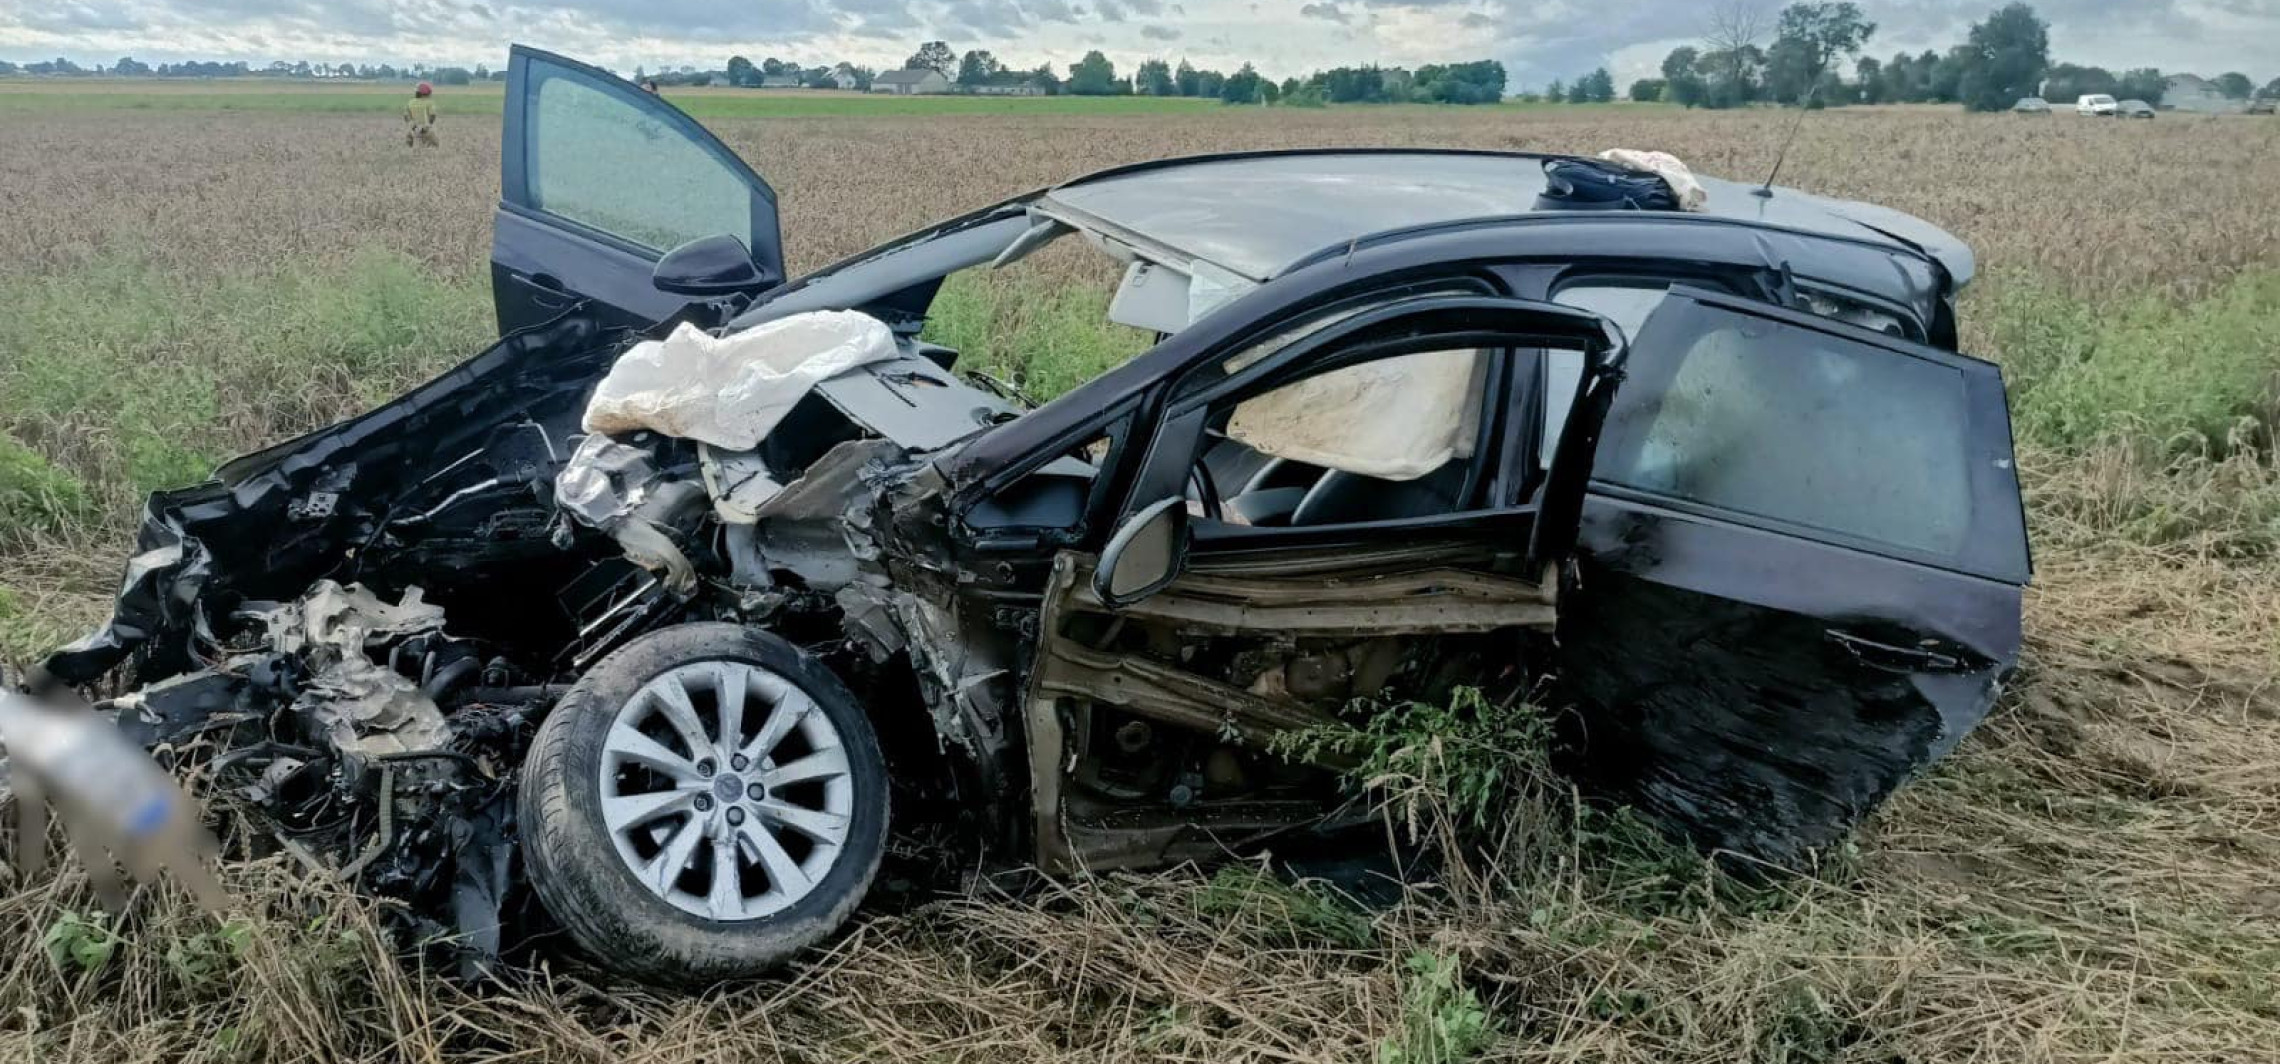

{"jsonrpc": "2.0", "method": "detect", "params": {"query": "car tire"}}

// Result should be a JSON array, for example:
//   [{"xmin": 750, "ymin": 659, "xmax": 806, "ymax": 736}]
[{"xmin": 519, "ymin": 622, "xmax": 888, "ymax": 984}]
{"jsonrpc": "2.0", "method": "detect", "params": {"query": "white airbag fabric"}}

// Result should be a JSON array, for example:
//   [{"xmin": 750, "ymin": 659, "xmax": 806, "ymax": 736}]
[
  {"xmin": 582, "ymin": 311, "xmax": 898, "ymax": 450},
  {"xmin": 1227, "ymin": 350, "xmax": 1483, "ymax": 482}
]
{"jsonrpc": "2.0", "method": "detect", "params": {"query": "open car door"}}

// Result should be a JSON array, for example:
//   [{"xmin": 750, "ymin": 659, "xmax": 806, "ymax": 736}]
[
  {"xmin": 1016, "ymin": 295, "xmax": 1627, "ymax": 872},
  {"xmin": 493, "ymin": 45, "xmax": 785, "ymax": 335},
  {"xmin": 1555, "ymin": 287, "xmax": 2030, "ymax": 866}
]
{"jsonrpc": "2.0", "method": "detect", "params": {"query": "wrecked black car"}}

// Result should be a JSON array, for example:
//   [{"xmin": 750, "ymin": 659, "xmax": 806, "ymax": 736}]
[{"xmin": 38, "ymin": 47, "xmax": 2028, "ymax": 983}]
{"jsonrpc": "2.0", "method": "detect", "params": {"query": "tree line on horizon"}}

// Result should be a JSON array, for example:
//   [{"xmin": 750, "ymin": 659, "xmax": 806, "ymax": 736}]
[
  {"xmin": 1608, "ymin": 1, "xmax": 2275, "ymax": 111},
  {"xmin": 884, "ymin": 41, "xmax": 1506, "ymax": 105},
  {"xmin": 0, "ymin": 57, "xmax": 513, "ymax": 82},
  {"xmin": 0, "ymin": 42, "xmax": 1508, "ymax": 107}
]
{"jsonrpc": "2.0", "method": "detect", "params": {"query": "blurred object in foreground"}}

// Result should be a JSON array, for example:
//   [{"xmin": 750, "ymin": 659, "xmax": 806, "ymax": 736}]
[{"xmin": 0, "ymin": 686, "xmax": 228, "ymax": 912}]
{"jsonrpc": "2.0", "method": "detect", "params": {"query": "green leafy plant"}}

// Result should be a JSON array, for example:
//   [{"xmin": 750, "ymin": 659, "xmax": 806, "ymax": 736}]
[
  {"xmin": 1377, "ymin": 950, "xmax": 1491, "ymax": 1064},
  {"xmin": 42, "ymin": 912, "xmax": 120, "ymax": 975},
  {"xmin": 165, "ymin": 919, "xmax": 254, "ymax": 987},
  {"xmin": 1277, "ymin": 687, "xmax": 1558, "ymax": 840}
]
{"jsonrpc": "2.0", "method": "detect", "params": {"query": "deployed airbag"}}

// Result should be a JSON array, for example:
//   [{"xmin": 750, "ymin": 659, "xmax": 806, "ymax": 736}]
[
  {"xmin": 1227, "ymin": 349, "xmax": 1484, "ymax": 482},
  {"xmin": 582, "ymin": 311, "xmax": 898, "ymax": 450}
]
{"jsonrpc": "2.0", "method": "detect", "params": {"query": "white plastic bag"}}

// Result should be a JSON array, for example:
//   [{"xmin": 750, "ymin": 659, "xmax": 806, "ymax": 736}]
[{"xmin": 582, "ymin": 311, "xmax": 898, "ymax": 450}]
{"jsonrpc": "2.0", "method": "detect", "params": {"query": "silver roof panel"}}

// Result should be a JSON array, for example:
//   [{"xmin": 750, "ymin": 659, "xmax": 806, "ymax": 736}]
[{"xmin": 1043, "ymin": 151, "xmax": 1972, "ymax": 288}]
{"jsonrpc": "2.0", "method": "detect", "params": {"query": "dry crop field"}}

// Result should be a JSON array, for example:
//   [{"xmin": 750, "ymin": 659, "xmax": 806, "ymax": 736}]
[{"xmin": 2, "ymin": 89, "xmax": 2279, "ymax": 1063}]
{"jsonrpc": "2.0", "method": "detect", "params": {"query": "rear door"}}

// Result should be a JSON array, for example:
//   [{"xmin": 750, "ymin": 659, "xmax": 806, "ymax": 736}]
[
  {"xmin": 1554, "ymin": 287, "xmax": 2029, "ymax": 866},
  {"xmin": 493, "ymin": 46, "xmax": 785, "ymax": 334}
]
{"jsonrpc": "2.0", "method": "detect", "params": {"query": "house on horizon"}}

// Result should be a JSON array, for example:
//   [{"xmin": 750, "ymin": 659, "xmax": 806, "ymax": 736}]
[
  {"xmin": 823, "ymin": 64, "xmax": 860, "ymax": 90},
  {"xmin": 759, "ymin": 73, "xmax": 802, "ymax": 89},
  {"xmin": 2163, "ymin": 73, "xmax": 2243, "ymax": 114},
  {"xmin": 871, "ymin": 68, "xmax": 950, "ymax": 95},
  {"xmin": 969, "ymin": 81, "xmax": 1047, "ymax": 96}
]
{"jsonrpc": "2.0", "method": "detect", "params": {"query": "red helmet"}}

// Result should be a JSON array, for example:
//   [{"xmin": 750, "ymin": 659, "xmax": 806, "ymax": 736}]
[{"xmin": 415, "ymin": 81, "xmax": 433, "ymax": 96}]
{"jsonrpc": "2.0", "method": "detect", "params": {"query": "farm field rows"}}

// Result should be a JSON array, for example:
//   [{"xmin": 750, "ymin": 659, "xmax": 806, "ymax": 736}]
[{"xmin": 2, "ymin": 87, "xmax": 2279, "ymax": 1062}]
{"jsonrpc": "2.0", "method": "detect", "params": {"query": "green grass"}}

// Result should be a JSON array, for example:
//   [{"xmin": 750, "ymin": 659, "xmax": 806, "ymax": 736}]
[
  {"xmin": 1991, "ymin": 268, "xmax": 2280, "ymax": 459},
  {"xmin": 920, "ymin": 268, "xmax": 1156, "ymax": 400},
  {"xmin": 0, "ymin": 432, "xmax": 89, "ymax": 551},
  {"xmin": 0, "ymin": 250, "xmax": 490, "ymax": 521}
]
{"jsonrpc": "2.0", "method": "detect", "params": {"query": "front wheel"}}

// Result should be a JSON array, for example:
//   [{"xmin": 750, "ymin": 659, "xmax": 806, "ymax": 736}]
[{"xmin": 518, "ymin": 623, "xmax": 889, "ymax": 983}]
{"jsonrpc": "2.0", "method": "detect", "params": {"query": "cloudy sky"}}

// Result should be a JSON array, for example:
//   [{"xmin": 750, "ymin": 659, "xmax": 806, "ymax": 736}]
[{"xmin": 1, "ymin": 0, "xmax": 2272, "ymax": 90}]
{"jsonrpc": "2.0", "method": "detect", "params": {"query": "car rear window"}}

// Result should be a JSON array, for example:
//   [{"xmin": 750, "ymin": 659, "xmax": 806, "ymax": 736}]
[{"xmin": 1594, "ymin": 302, "xmax": 1975, "ymax": 560}]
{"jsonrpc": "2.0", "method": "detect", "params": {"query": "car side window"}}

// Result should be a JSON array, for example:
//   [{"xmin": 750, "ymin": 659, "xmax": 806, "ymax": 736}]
[
  {"xmin": 528, "ymin": 70, "xmax": 753, "ymax": 253},
  {"xmin": 1200, "ymin": 346, "xmax": 1496, "ymax": 528},
  {"xmin": 1594, "ymin": 301, "xmax": 1976, "ymax": 559}
]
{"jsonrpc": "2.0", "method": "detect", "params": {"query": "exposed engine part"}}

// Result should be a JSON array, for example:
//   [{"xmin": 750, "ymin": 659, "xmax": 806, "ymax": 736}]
[{"xmin": 100, "ymin": 580, "xmax": 553, "ymax": 975}]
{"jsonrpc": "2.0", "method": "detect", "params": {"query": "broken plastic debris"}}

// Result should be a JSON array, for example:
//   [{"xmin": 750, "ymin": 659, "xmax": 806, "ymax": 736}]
[
  {"xmin": 555, "ymin": 434, "xmax": 664, "ymax": 532},
  {"xmin": 699, "ymin": 445, "xmax": 783, "ymax": 524},
  {"xmin": 555, "ymin": 435, "xmax": 707, "ymax": 594}
]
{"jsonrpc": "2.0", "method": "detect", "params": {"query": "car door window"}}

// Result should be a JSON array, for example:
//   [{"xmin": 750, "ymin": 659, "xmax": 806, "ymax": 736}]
[
  {"xmin": 1594, "ymin": 295, "xmax": 2005, "ymax": 566},
  {"xmin": 1538, "ymin": 281, "xmax": 1924, "ymax": 475},
  {"xmin": 527, "ymin": 68, "xmax": 754, "ymax": 254},
  {"xmin": 1539, "ymin": 284, "xmax": 1671, "ymax": 469},
  {"xmin": 1201, "ymin": 346, "xmax": 1496, "ymax": 528}
]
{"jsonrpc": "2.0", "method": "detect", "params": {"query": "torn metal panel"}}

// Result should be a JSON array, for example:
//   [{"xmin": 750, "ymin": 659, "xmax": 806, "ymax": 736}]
[
  {"xmin": 749, "ymin": 438, "xmax": 904, "ymax": 525},
  {"xmin": 260, "ymin": 580, "xmax": 447, "ymax": 657},
  {"xmin": 889, "ymin": 591, "xmax": 1012, "ymax": 757},
  {"xmin": 745, "ymin": 437, "xmax": 905, "ymax": 589},
  {"xmin": 1065, "ymin": 563, "xmax": 1557, "ymax": 637},
  {"xmin": 699, "ymin": 446, "xmax": 782, "ymax": 524},
  {"xmin": 1034, "ymin": 638, "xmax": 1343, "ymax": 748}
]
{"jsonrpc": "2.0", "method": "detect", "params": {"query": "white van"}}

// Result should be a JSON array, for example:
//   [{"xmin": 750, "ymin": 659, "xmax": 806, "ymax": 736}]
[{"xmin": 2076, "ymin": 94, "xmax": 2117, "ymax": 116}]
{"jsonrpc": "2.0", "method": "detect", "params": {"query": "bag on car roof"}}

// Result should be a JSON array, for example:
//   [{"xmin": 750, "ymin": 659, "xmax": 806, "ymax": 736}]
[{"xmin": 1535, "ymin": 156, "xmax": 1684, "ymax": 212}]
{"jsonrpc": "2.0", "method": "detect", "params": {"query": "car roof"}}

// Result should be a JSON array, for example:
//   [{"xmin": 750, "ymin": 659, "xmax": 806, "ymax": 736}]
[{"xmin": 1040, "ymin": 149, "xmax": 1973, "ymax": 289}]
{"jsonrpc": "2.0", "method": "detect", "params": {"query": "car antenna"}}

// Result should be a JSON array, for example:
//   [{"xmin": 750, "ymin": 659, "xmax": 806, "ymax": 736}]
[{"xmin": 1753, "ymin": 82, "xmax": 1816, "ymax": 199}]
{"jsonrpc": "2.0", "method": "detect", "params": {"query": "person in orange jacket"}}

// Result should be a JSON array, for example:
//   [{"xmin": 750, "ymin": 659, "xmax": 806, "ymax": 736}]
[{"xmin": 404, "ymin": 81, "xmax": 439, "ymax": 147}]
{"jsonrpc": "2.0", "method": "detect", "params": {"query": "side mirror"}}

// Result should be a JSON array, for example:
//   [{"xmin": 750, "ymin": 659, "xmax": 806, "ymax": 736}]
[
  {"xmin": 1092, "ymin": 497, "xmax": 1190, "ymax": 609},
  {"xmin": 652, "ymin": 234, "xmax": 781, "ymax": 297}
]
